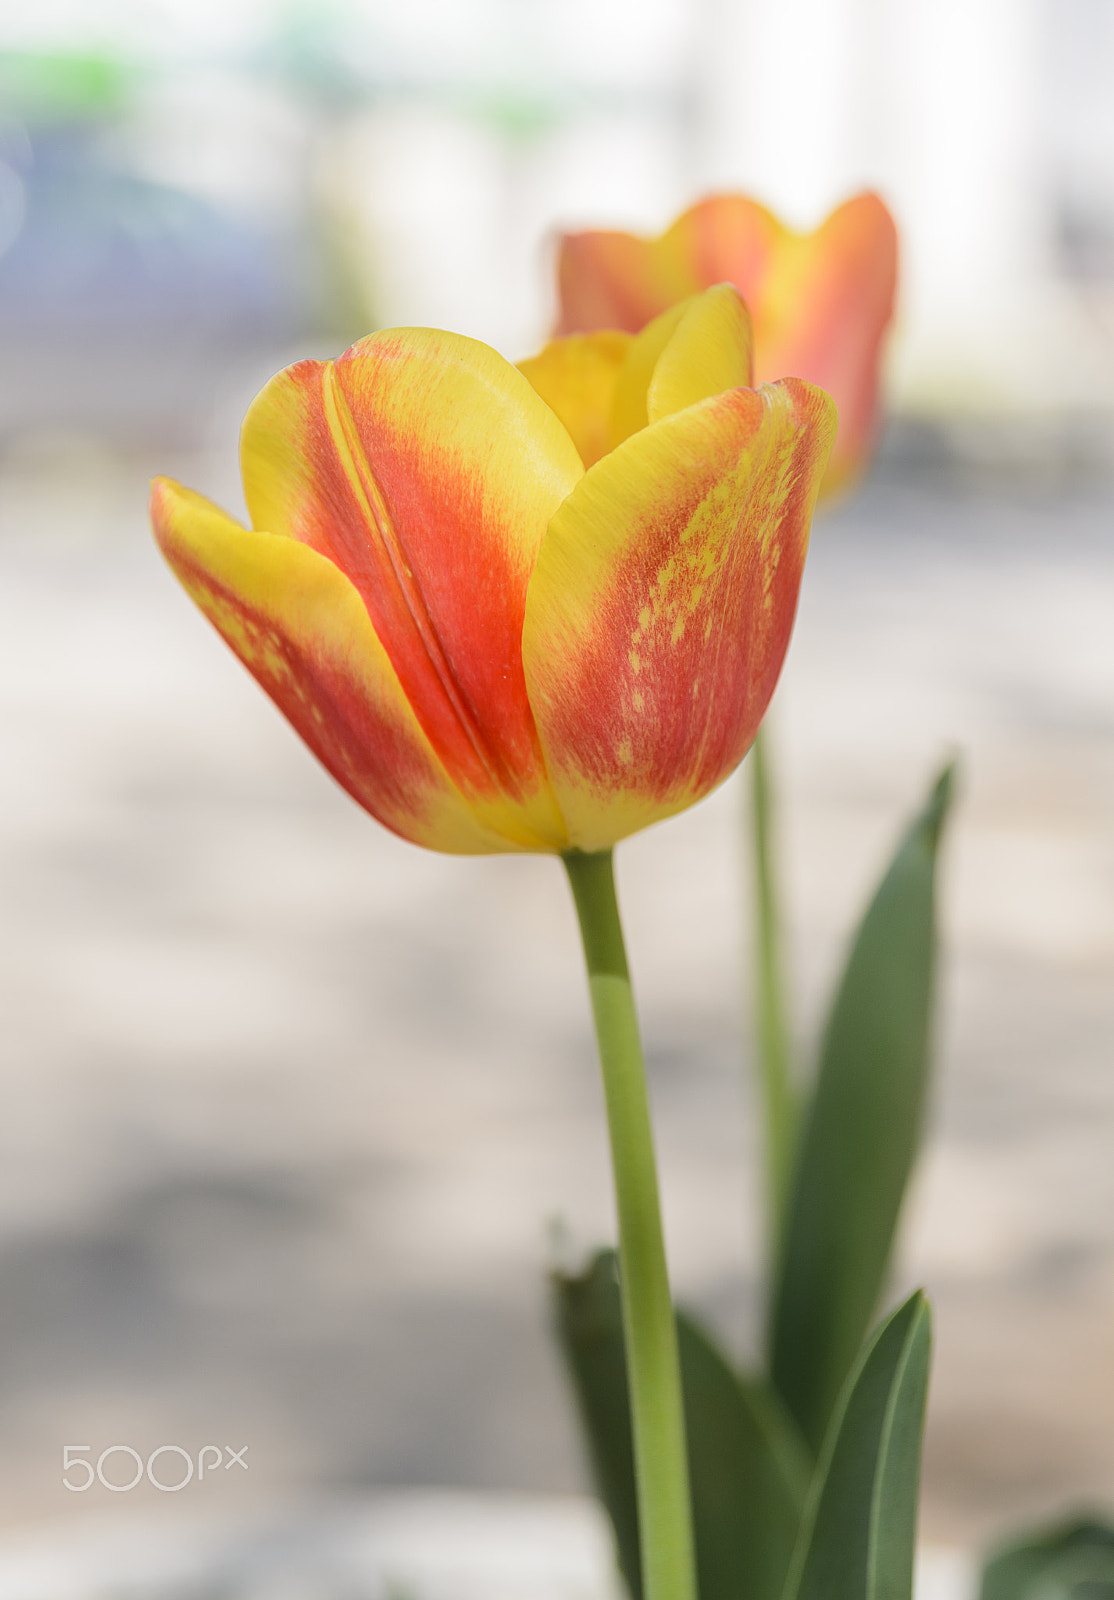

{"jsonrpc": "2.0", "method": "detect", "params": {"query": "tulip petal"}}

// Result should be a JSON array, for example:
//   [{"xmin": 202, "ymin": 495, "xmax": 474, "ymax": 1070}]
[
  {"xmin": 647, "ymin": 283, "xmax": 754, "ymax": 424},
  {"xmin": 522, "ymin": 380, "xmax": 836, "ymax": 852},
  {"xmin": 556, "ymin": 228, "xmax": 700, "ymax": 337},
  {"xmin": 517, "ymin": 330, "xmax": 631, "ymax": 470},
  {"xmin": 151, "ymin": 478, "xmax": 555, "ymax": 854},
  {"xmin": 662, "ymin": 194, "xmax": 784, "ymax": 311},
  {"xmin": 608, "ymin": 300, "xmax": 689, "ymax": 451},
  {"xmin": 238, "ymin": 328, "xmax": 583, "ymax": 847},
  {"xmin": 753, "ymin": 193, "xmax": 897, "ymax": 494}
]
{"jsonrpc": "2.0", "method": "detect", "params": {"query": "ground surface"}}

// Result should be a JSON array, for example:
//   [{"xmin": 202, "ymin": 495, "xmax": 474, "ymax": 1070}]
[{"xmin": 0, "ymin": 431, "xmax": 1112, "ymax": 1559}]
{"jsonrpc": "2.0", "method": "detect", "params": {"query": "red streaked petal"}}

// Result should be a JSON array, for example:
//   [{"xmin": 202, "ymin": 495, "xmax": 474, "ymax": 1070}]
[
  {"xmin": 522, "ymin": 379, "xmax": 836, "ymax": 852},
  {"xmin": 151, "ymin": 478, "xmax": 563, "ymax": 854},
  {"xmin": 238, "ymin": 329, "xmax": 581, "ymax": 842}
]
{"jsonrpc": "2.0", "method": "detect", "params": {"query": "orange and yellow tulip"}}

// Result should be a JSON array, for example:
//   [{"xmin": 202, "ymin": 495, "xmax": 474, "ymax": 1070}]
[
  {"xmin": 150, "ymin": 285, "xmax": 835, "ymax": 856},
  {"xmin": 556, "ymin": 192, "xmax": 897, "ymax": 497}
]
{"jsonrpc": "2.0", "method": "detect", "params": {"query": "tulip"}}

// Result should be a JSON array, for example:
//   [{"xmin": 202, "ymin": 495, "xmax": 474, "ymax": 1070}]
[
  {"xmin": 556, "ymin": 191, "xmax": 897, "ymax": 497},
  {"xmin": 151, "ymin": 287, "xmax": 834, "ymax": 1600},
  {"xmin": 150, "ymin": 284, "xmax": 835, "ymax": 860}
]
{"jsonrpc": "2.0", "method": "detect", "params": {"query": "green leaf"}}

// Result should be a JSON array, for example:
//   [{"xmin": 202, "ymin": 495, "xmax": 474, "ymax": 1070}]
[
  {"xmin": 784, "ymin": 1290, "xmax": 932, "ymax": 1600},
  {"xmin": 553, "ymin": 1249, "xmax": 810, "ymax": 1600},
  {"xmin": 769, "ymin": 764, "xmax": 955, "ymax": 1453},
  {"xmin": 554, "ymin": 1251, "xmax": 642, "ymax": 1596},
  {"xmin": 980, "ymin": 1514, "xmax": 1114, "ymax": 1600},
  {"xmin": 675, "ymin": 1306, "xmax": 810, "ymax": 1600}
]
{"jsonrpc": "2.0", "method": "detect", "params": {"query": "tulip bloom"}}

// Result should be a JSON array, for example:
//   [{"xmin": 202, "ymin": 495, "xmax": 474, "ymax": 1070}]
[
  {"xmin": 556, "ymin": 192, "xmax": 897, "ymax": 496},
  {"xmin": 150, "ymin": 285, "xmax": 834, "ymax": 857},
  {"xmin": 150, "ymin": 285, "xmax": 835, "ymax": 1600}
]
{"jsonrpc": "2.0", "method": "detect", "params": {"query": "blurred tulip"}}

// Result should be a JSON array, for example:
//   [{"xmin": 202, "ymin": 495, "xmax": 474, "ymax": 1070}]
[
  {"xmin": 557, "ymin": 192, "xmax": 897, "ymax": 496},
  {"xmin": 151, "ymin": 285, "xmax": 834, "ymax": 856}
]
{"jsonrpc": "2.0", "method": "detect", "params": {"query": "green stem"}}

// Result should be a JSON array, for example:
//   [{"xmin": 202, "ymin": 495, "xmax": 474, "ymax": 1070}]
[
  {"xmin": 749, "ymin": 724, "xmax": 797, "ymax": 1240},
  {"xmin": 563, "ymin": 849, "xmax": 697, "ymax": 1600}
]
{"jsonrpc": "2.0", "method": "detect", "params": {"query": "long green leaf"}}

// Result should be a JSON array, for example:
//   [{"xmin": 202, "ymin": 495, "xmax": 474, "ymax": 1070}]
[
  {"xmin": 980, "ymin": 1514, "xmax": 1114, "ymax": 1600},
  {"xmin": 554, "ymin": 1249, "xmax": 810, "ymax": 1600},
  {"xmin": 769, "ymin": 764, "xmax": 954, "ymax": 1452},
  {"xmin": 784, "ymin": 1290, "xmax": 932, "ymax": 1600}
]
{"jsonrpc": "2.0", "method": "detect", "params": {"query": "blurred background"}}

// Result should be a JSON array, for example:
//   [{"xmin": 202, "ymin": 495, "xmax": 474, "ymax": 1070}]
[{"xmin": 0, "ymin": 0, "xmax": 1112, "ymax": 1593}]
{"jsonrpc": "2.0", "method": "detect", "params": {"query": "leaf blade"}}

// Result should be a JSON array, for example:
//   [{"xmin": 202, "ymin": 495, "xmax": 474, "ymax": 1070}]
[
  {"xmin": 785, "ymin": 1290, "xmax": 932, "ymax": 1600},
  {"xmin": 769, "ymin": 764, "xmax": 954, "ymax": 1452}
]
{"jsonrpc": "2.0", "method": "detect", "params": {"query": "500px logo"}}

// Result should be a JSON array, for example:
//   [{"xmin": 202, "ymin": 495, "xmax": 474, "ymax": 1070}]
[{"xmin": 62, "ymin": 1444, "xmax": 249, "ymax": 1492}]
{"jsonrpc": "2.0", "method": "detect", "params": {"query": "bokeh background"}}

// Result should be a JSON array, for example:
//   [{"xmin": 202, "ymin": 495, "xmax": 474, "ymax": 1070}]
[{"xmin": 0, "ymin": 0, "xmax": 1112, "ymax": 1592}]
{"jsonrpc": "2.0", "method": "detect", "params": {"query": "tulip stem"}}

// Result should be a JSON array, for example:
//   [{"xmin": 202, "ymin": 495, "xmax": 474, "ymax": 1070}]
[
  {"xmin": 749, "ymin": 725, "xmax": 798, "ymax": 1240},
  {"xmin": 563, "ymin": 848, "xmax": 697, "ymax": 1600}
]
